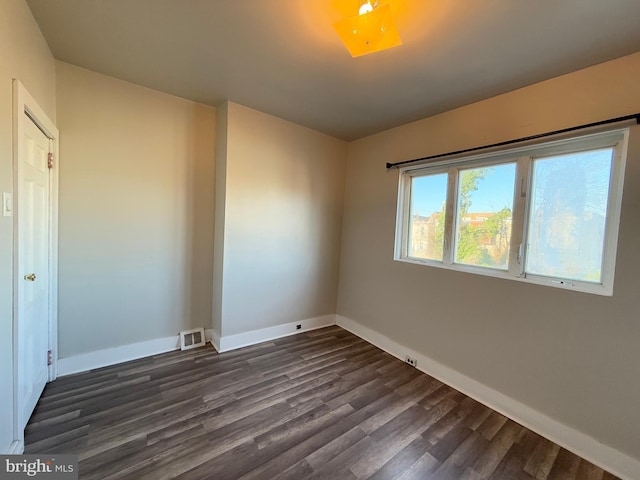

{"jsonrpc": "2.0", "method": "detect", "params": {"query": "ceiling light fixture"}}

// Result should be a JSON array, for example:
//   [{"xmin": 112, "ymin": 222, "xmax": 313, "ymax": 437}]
[
  {"xmin": 358, "ymin": 1, "xmax": 374, "ymax": 15},
  {"xmin": 334, "ymin": 1, "xmax": 403, "ymax": 58}
]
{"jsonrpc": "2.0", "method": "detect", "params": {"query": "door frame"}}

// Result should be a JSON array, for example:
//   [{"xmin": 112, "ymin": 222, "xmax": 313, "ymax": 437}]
[{"xmin": 11, "ymin": 80, "xmax": 59, "ymax": 451}]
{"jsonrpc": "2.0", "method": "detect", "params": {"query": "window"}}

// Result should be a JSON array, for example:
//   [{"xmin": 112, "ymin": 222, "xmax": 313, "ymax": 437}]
[
  {"xmin": 408, "ymin": 173, "xmax": 447, "ymax": 261},
  {"xmin": 394, "ymin": 129, "xmax": 628, "ymax": 295},
  {"xmin": 454, "ymin": 163, "xmax": 516, "ymax": 270}
]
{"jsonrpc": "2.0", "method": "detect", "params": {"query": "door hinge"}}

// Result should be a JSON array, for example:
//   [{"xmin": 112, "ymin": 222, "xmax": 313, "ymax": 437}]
[
  {"xmin": 47, "ymin": 350, "xmax": 52, "ymax": 366},
  {"xmin": 47, "ymin": 152, "xmax": 54, "ymax": 169}
]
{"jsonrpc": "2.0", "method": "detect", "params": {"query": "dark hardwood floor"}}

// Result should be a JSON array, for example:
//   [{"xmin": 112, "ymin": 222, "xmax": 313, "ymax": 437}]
[{"xmin": 25, "ymin": 326, "xmax": 618, "ymax": 480}]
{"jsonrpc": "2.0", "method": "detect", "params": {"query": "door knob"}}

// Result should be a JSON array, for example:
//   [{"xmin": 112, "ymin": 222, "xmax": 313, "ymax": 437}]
[{"xmin": 24, "ymin": 273, "xmax": 36, "ymax": 281}]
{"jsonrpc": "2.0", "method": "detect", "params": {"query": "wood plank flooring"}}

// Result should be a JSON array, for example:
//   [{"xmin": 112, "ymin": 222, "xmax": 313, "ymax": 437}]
[{"xmin": 25, "ymin": 326, "xmax": 619, "ymax": 480}]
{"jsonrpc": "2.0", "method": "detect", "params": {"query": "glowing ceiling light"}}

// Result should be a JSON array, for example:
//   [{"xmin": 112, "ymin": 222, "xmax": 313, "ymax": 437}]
[
  {"xmin": 358, "ymin": 1, "xmax": 374, "ymax": 15},
  {"xmin": 334, "ymin": 1, "xmax": 403, "ymax": 58}
]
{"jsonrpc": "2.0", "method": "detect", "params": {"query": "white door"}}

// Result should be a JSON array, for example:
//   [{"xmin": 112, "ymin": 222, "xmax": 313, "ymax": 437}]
[{"xmin": 17, "ymin": 113, "xmax": 51, "ymax": 431}]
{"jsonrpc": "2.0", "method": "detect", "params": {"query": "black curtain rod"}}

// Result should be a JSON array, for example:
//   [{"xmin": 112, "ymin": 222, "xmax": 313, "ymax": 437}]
[{"xmin": 386, "ymin": 113, "xmax": 640, "ymax": 170}]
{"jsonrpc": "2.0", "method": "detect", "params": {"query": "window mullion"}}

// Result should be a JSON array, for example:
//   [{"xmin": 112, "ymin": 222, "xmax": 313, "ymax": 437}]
[
  {"xmin": 508, "ymin": 156, "xmax": 530, "ymax": 277},
  {"xmin": 442, "ymin": 167, "xmax": 457, "ymax": 266}
]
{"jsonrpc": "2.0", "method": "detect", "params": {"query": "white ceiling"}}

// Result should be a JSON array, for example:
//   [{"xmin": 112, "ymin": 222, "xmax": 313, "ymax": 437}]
[{"xmin": 27, "ymin": 0, "xmax": 640, "ymax": 141}]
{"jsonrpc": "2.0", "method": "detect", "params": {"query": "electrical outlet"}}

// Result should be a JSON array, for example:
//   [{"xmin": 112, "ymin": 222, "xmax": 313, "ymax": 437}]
[
  {"xmin": 296, "ymin": 324, "xmax": 302, "ymax": 330},
  {"xmin": 405, "ymin": 356, "xmax": 417, "ymax": 367}
]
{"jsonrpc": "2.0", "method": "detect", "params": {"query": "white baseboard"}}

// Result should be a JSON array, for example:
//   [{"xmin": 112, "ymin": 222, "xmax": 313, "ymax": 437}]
[
  {"xmin": 6, "ymin": 440, "xmax": 24, "ymax": 455},
  {"xmin": 207, "ymin": 329, "xmax": 221, "ymax": 352},
  {"xmin": 217, "ymin": 314, "xmax": 336, "ymax": 352},
  {"xmin": 336, "ymin": 315, "xmax": 640, "ymax": 480},
  {"xmin": 57, "ymin": 316, "xmax": 337, "ymax": 376},
  {"xmin": 57, "ymin": 335, "xmax": 181, "ymax": 376}
]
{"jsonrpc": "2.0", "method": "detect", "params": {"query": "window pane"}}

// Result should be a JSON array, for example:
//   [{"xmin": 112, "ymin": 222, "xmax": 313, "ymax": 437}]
[
  {"xmin": 454, "ymin": 164, "xmax": 516, "ymax": 269},
  {"xmin": 525, "ymin": 148, "xmax": 613, "ymax": 283},
  {"xmin": 408, "ymin": 173, "xmax": 447, "ymax": 261}
]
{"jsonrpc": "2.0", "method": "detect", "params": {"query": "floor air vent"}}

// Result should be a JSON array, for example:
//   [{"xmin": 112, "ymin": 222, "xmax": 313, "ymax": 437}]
[{"xmin": 180, "ymin": 327, "xmax": 206, "ymax": 351}]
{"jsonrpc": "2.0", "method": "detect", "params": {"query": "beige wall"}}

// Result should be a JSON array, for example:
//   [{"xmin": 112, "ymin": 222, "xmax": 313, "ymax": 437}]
[
  {"xmin": 338, "ymin": 52, "xmax": 640, "ymax": 460},
  {"xmin": 0, "ymin": 0, "xmax": 56, "ymax": 453},
  {"xmin": 216, "ymin": 102, "xmax": 347, "ymax": 337},
  {"xmin": 56, "ymin": 61, "xmax": 216, "ymax": 357}
]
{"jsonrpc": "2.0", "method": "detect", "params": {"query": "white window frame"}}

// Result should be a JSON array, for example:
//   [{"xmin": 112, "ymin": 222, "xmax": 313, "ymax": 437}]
[{"xmin": 394, "ymin": 128, "xmax": 629, "ymax": 296}]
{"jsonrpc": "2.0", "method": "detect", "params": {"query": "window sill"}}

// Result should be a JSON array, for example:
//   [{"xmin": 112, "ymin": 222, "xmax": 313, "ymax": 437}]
[{"xmin": 395, "ymin": 256, "xmax": 613, "ymax": 296}]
